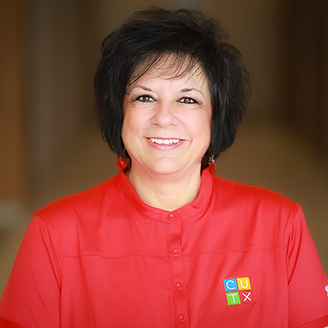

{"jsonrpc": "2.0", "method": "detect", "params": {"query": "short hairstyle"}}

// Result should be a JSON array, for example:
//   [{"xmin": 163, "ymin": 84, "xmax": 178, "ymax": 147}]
[{"xmin": 94, "ymin": 7, "xmax": 250, "ymax": 169}]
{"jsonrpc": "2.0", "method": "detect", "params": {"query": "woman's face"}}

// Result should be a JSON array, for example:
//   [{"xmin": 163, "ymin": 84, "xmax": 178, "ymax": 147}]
[{"xmin": 122, "ymin": 63, "xmax": 212, "ymax": 177}]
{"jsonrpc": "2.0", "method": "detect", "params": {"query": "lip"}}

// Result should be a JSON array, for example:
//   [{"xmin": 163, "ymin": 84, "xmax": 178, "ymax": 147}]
[{"xmin": 146, "ymin": 137, "xmax": 185, "ymax": 151}]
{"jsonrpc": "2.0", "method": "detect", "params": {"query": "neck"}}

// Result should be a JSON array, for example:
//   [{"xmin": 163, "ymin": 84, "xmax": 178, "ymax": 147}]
[{"xmin": 126, "ymin": 166, "xmax": 202, "ymax": 211}]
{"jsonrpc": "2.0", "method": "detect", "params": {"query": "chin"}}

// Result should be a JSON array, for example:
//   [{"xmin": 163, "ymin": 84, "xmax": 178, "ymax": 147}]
[
  {"xmin": 150, "ymin": 166, "xmax": 181, "ymax": 176},
  {"xmin": 148, "ymin": 160, "xmax": 183, "ymax": 175}
]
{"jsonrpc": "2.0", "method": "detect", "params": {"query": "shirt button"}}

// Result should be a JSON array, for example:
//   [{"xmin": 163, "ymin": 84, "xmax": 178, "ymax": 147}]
[
  {"xmin": 168, "ymin": 213, "xmax": 176, "ymax": 221},
  {"xmin": 172, "ymin": 249, "xmax": 180, "ymax": 257},
  {"xmin": 178, "ymin": 314, "xmax": 186, "ymax": 323},
  {"xmin": 176, "ymin": 282, "xmax": 183, "ymax": 291}
]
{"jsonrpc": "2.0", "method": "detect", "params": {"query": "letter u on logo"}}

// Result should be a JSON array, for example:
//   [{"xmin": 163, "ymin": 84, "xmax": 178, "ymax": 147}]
[{"xmin": 237, "ymin": 277, "xmax": 251, "ymax": 290}]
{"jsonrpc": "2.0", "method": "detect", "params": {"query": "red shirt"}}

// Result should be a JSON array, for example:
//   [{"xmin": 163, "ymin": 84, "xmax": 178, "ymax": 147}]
[{"xmin": 0, "ymin": 168, "xmax": 327, "ymax": 327}]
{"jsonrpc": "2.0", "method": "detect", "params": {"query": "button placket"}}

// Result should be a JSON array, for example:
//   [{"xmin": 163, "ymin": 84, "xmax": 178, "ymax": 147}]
[
  {"xmin": 172, "ymin": 249, "xmax": 180, "ymax": 258},
  {"xmin": 168, "ymin": 213, "xmax": 176, "ymax": 221},
  {"xmin": 176, "ymin": 282, "xmax": 183, "ymax": 291},
  {"xmin": 178, "ymin": 314, "xmax": 186, "ymax": 323},
  {"xmin": 167, "ymin": 216, "xmax": 189, "ymax": 326}
]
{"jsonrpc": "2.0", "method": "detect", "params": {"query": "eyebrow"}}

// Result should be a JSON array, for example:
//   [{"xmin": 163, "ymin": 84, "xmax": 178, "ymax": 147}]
[
  {"xmin": 128, "ymin": 85, "xmax": 203, "ymax": 94},
  {"xmin": 127, "ymin": 85, "xmax": 152, "ymax": 93},
  {"xmin": 180, "ymin": 87, "xmax": 202, "ymax": 94}
]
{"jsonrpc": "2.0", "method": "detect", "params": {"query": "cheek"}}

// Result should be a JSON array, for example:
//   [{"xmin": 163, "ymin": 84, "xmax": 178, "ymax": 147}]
[
  {"xmin": 121, "ymin": 110, "xmax": 143, "ymax": 148},
  {"xmin": 202, "ymin": 124, "xmax": 212, "ymax": 147},
  {"xmin": 204, "ymin": 110, "xmax": 212, "ymax": 143},
  {"xmin": 121, "ymin": 114, "xmax": 131, "ymax": 147},
  {"xmin": 194, "ymin": 113, "xmax": 211, "ymax": 140},
  {"xmin": 196, "ymin": 116, "xmax": 212, "ymax": 151}
]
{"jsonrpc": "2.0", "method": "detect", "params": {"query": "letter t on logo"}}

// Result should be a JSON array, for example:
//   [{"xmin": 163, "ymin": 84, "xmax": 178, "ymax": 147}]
[{"xmin": 226, "ymin": 292, "xmax": 241, "ymax": 305}]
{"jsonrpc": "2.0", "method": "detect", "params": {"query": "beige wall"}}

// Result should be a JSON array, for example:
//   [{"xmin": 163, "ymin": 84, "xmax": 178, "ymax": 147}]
[
  {"xmin": 207, "ymin": 0, "xmax": 283, "ymax": 119},
  {"xmin": 0, "ymin": 0, "xmax": 327, "ymax": 290},
  {"xmin": 0, "ymin": 1, "xmax": 26, "ymax": 202},
  {"xmin": 283, "ymin": 0, "xmax": 328, "ymax": 159},
  {"xmin": 1, "ymin": 0, "xmax": 327, "ymax": 207},
  {"xmin": 27, "ymin": 0, "xmax": 84, "ymax": 195}
]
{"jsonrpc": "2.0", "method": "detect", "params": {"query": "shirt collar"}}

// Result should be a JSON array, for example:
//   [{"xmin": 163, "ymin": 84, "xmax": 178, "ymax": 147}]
[{"xmin": 115, "ymin": 168, "xmax": 214, "ymax": 223}]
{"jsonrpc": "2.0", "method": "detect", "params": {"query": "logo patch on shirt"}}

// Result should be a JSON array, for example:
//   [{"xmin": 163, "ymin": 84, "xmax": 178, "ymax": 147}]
[{"xmin": 223, "ymin": 277, "xmax": 254, "ymax": 305}]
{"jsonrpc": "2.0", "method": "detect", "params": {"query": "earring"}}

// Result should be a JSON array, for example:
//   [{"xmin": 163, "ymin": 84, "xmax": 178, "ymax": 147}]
[
  {"xmin": 208, "ymin": 155, "xmax": 216, "ymax": 175},
  {"xmin": 116, "ymin": 157, "xmax": 127, "ymax": 170}
]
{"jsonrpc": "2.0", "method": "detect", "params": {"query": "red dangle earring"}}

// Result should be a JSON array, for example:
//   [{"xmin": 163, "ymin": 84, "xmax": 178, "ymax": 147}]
[
  {"xmin": 208, "ymin": 155, "xmax": 216, "ymax": 175},
  {"xmin": 116, "ymin": 157, "xmax": 127, "ymax": 170}
]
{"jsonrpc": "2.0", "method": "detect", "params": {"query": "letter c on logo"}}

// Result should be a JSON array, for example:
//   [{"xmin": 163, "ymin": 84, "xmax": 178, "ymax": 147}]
[{"xmin": 226, "ymin": 280, "xmax": 235, "ymax": 290}]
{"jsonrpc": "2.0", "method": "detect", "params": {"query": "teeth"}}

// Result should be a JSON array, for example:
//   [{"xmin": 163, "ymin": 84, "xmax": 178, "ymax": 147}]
[{"xmin": 150, "ymin": 138, "xmax": 180, "ymax": 145}]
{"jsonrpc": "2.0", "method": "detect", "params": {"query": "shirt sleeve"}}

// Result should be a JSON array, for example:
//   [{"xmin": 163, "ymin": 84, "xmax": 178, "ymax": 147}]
[
  {"xmin": 0, "ymin": 215, "xmax": 61, "ymax": 328},
  {"xmin": 286, "ymin": 206, "xmax": 328, "ymax": 328}
]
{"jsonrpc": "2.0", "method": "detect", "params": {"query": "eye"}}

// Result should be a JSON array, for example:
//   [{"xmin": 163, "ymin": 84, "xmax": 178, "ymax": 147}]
[
  {"xmin": 135, "ymin": 95, "xmax": 154, "ymax": 102},
  {"xmin": 178, "ymin": 97, "xmax": 199, "ymax": 104}
]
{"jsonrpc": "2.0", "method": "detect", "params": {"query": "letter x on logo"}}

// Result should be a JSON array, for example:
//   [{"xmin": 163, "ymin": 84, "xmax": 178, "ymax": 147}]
[{"xmin": 242, "ymin": 292, "xmax": 252, "ymax": 302}]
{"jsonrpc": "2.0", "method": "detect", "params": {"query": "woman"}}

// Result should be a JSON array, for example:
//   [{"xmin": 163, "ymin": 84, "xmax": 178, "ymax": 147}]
[{"xmin": 0, "ymin": 7, "xmax": 327, "ymax": 328}]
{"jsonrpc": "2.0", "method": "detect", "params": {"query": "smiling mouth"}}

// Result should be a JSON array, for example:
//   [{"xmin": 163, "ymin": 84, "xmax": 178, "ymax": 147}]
[{"xmin": 149, "ymin": 138, "xmax": 180, "ymax": 145}]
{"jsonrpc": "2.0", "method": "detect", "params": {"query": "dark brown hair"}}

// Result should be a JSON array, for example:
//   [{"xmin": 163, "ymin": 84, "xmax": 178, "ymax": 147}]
[{"xmin": 94, "ymin": 7, "xmax": 250, "ymax": 169}]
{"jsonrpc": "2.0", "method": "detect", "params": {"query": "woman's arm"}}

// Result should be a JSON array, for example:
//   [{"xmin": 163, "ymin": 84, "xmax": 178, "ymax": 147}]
[
  {"xmin": 0, "ymin": 215, "xmax": 61, "ymax": 328},
  {"xmin": 286, "ymin": 206, "xmax": 328, "ymax": 327}
]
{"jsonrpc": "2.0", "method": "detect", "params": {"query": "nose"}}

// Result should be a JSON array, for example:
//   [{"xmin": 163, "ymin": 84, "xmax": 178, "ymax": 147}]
[{"xmin": 152, "ymin": 101, "xmax": 178, "ymax": 127}]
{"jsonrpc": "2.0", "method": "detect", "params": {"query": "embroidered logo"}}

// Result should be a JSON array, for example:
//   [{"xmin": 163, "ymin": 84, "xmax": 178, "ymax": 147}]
[
  {"xmin": 325, "ymin": 285, "xmax": 328, "ymax": 297},
  {"xmin": 223, "ymin": 277, "xmax": 253, "ymax": 305}
]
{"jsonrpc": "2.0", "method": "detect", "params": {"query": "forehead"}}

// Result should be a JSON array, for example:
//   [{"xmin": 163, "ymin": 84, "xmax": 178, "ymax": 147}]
[{"xmin": 128, "ymin": 54, "xmax": 208, "ymax": 87}]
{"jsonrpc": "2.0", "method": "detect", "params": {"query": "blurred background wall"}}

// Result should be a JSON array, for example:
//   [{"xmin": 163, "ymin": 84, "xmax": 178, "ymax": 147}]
[{"xmin": 1, "ymin": 0, "xmax": 327, "ymax": 295}]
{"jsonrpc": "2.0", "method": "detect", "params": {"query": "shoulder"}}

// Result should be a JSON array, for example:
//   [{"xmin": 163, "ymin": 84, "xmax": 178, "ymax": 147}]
[
  {"xmin": 209, "ymin": 176, "xmax": 307, "ymax": 250},
  {"xmin": 31, "ymin": 173, "xmax": 128, "ymax": 253},
  {"xmin": 33, "ymin": 173, "xmax": 123, "ymax": 226},
  {"xmin": 212, "ymin": 175, "xmax": 300, "ymax": 213},
  {"xmin": 210, "ymin": 175, "xmax": 302, "ymax": 239}
]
